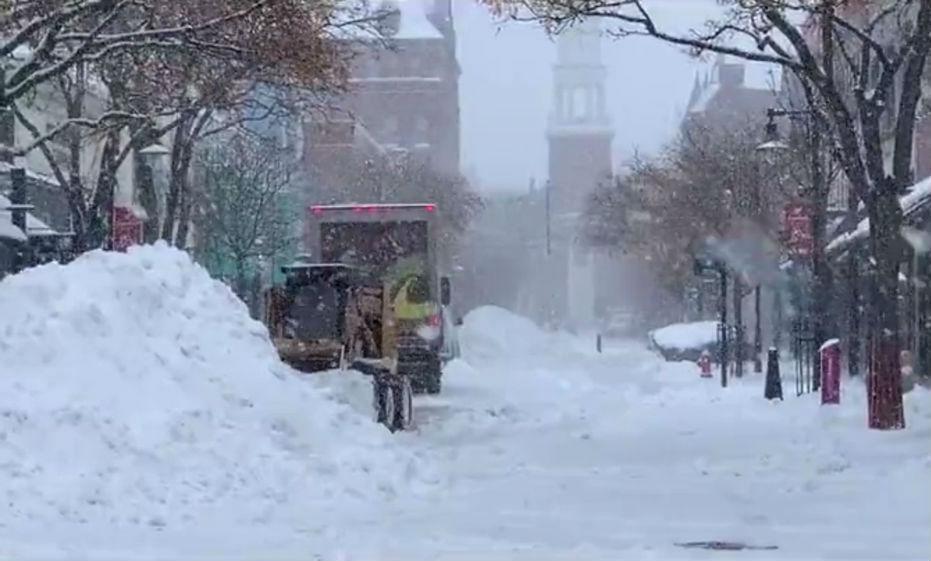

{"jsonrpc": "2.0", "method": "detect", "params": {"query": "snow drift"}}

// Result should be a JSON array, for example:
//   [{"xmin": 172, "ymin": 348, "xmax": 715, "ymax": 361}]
[
  {"xmin": 0, "ymin": 243, "xmax": 431, "ymax": 530},
  {"xmin": 457, "ymin": 305, "xmax": 554, "ymax": 364}
]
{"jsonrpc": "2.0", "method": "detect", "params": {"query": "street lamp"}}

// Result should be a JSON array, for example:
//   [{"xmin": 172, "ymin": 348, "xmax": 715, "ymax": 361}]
[
  {"xmin": 138, "ymin": 142, "xmax": 171, "ymax": 161},
  {"xmin": 756, "ymin": 114, "xmax": 790, "ymax": 153},
  {"xmin": 756, "ymin": 108, "xmax": 809, "ymax": 153},
  {"xmin": 114, "ymin": 141, "xmax": 170, "ymax": 250},
  {"xmin": 757, "ymin": 106, "xmax": 824, "ymax": 387}
]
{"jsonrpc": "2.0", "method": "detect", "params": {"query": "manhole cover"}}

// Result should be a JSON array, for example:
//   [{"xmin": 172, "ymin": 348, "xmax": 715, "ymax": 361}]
[{"xmin": 675, "ymin": 541, "xmax": 779, "ymax": 551}]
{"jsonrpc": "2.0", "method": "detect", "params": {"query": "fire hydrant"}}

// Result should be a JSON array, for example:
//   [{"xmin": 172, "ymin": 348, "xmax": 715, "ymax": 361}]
[{"xmin": 698, "ymin": 350, "xmax": 713, "ymax": 378}]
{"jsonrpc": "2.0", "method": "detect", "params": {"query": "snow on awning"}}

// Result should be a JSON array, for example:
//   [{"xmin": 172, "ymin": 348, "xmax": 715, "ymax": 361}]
[
  {"xmin": 0, "ymin": 193, "xmax": 58, "ymax": 238},
  {"xmin": 825, "ymin": 175, "xmax": 931, "ymax": 256},
  {"xmin": 0, "ymin": 216, "xmax": 27, "ymax": 243}
]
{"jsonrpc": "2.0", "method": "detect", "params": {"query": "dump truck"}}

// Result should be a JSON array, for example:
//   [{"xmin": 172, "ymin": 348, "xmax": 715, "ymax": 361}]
[
  {"xmin": 264, "ymin": 202, "xmax": 453, "ymax": 431},
  {"xmin": 307, "ymin": 203, "xmax": 452, "ymax": 393}
]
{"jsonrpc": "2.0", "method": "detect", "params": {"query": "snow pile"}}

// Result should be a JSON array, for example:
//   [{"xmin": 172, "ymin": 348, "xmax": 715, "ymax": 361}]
[
  {"xmin": 458, "ymin": 305, "xmax": 551, "ymax": 365},
  {"xmin": 429, "ymin": 307, "xmax": 611, "ymax": 435},
  {"xmin": 0, "ymin": 243, "xmax": 431, "ymax": 530}
]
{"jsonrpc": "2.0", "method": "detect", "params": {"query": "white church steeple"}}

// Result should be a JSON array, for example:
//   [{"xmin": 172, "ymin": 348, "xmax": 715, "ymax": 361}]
[{"xmin": 549, "ymin": 18, "xmax": 612, "ymax": 132}]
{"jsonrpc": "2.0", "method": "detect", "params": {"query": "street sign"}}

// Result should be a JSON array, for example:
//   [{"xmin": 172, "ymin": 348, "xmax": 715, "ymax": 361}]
[
  {"xmin": 112, "ymin": 206, "xmax": 143, "ymax": 252},
  {"xmin": 783, "ymin": 202, "xmax": 813, "ymax": 257}
]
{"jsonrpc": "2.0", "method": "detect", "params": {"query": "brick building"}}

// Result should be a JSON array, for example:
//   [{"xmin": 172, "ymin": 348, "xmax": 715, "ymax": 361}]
[
  {"xmin": 304, "ymin": 0, "xmax": 460, "ymax": 196},
  {"xmin": 684, "ymin": 53, "xmax": 781, "ymax": 133}
]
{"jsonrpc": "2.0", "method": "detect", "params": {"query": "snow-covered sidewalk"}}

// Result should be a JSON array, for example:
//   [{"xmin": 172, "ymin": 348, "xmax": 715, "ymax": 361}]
[
  {"xmin": 390, "ymin": 310, "xmax": 931, "ymax": 560},
  {"xmin": 1, "ymin": 248, "xmax": 929, "ymax": 559}
]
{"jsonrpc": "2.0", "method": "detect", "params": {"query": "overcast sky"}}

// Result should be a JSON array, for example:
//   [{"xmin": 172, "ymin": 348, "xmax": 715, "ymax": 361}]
[{"xmin": 454, "ymin": 1, "xmax": 720, "ymax": 193}]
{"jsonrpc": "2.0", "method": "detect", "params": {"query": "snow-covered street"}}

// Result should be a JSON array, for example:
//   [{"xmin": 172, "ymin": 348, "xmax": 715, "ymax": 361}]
[{"xmin": 1, "ymin": 246, "xmax": 930, "ymax": 560}]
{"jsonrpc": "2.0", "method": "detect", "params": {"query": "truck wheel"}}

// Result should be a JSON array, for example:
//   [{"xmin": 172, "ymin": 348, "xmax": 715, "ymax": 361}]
[
  {"xmin": 424, "ymin": 354, "xmax": 442, "ymax": 395},
  {"xmin": 373, "ymin": 379, "xmax": 394, "ymax": 428},
  {"xmin": 391, "ymin": 377, "xmax": 414, "ymax": 432}
]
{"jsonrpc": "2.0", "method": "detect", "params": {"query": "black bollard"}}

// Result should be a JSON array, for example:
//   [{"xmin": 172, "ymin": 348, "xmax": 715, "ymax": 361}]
[{"xmin": 764, "ymin": 347, "xmax": 783, "ymax": 400}]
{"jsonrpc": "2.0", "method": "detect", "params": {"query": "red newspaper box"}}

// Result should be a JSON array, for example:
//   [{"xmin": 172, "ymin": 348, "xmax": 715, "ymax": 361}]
[{"xmin": 820, "ymin": 338, "xmax": 841, "ymax": 405}]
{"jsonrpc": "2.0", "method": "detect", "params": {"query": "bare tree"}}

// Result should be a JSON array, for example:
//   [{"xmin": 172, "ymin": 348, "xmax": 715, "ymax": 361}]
[
  {"xmin": 583, "ymin": 119, "xmax": 797, "ymax": 301},
  {"xmin": 193, "ymin": 131, "xmax": 299, "ymax": 298},
  {"xmin": 3, "ymin": 0, "xmax": 371, "ymax": 251},
  {"xmin": 0, "ymin": 0, "xmax": 278, "ymax": 111},
  {"xmin": 93, "ymin": 0, "xmax": 376, "ymax": 247},
  {"xmin": 487, "ymin": 0, "xmax": 931, "ymax": 429}
]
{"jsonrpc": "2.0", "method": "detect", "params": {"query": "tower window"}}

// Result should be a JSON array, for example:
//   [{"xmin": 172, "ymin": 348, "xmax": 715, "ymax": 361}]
[
  {"xmin": 382, "ymin": 116, "xmax": 399, "ymax": 140},
  {"xmin": 572, "ymin": 88, "xmax": 587, "ymax": 121}
]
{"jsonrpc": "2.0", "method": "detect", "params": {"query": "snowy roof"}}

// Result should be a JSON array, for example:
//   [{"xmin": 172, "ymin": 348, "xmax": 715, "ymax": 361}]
[
  {"xmin": 743, "ymin": 61, "xmax": 782, "ymax": 92},
  {"xmin": 825, "ymin": 175, "xmax": 931, "ymax": 255},
  {"xmin": 0, "ymin": 193, "xmax": 56, "ymax": 241},
  {"xmin": 689, "ymin": 52, "xmax": 781, "ymax": 114},
  {"xmin": 0, "ymin": 161, "xmax": 60, "ymax": 187},
  {"xmin": 689, "ymin": 83, "xmax": 720, "ymax": 113},
  {"xmin": 333, "ymin": 0, "xmax": 441, "ymax": 42},
  {"xmin": 393, "ymin": 0, "xmax": 442, "ymax": 40}
]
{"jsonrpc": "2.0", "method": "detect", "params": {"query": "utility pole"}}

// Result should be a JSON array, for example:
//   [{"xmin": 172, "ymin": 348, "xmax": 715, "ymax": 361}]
[
  {"xmin": 544, "ymin": 179, "xmax": 552, "ymax": 256},
  {"xmin": 754, "ymin": 285, "xmax": 763, "ymax": 373},
  {"xmin": 734, "ymin": 275, "xmax": 744, "ymax": 378},
  {"xmin": 720, "ymin": 266, "xmax": 728, "ymax": 388}
]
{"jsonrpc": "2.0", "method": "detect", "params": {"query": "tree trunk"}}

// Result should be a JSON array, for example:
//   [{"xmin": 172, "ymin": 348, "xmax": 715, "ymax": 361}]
[
  {"xmin": 86, "ymin": 129, "xmax": 120, "ymax": 250},
  {"xmin": 162, "ymin": 111, "xmax": 196, "ymax": 242},
  {"xmin": 919, "ymin": 251, "xmax": 931, "ymax": 379},
  {"xmin": 807, "ymin": 114, "xmax": 831, "ymax": 392},
  {"xmin": 234, "ymin": 258, "xmax": 248, "ymax": 302},
  {"xmin": 847, "ymin": 251, "xmax": 861, "ymax": 377},
  {"xmin": 175, "ymin": 185, "xmax": 192, "ymax": 249},
  {"xmin": 867, "ymin": 186, "xmax": 905, "ymax": 430}
]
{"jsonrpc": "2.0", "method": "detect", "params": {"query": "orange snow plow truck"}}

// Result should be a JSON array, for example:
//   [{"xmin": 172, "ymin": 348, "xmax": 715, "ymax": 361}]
[{"xmin": 264, "ymin": 203, "xmax": 453, "ymax": 432}]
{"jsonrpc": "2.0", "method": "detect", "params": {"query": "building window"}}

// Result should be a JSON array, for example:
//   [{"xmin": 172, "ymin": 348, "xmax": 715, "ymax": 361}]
[
  {"xmin": 408, "ymin": 54, "xmax": 421, "ymax": 76},
  {"xmin": 382, "ymin": 115, "xmax": 399, "ymax": 140},
  {"xmin": 415, "ymin": 116, "xmax": 429, "ymax": 138}
]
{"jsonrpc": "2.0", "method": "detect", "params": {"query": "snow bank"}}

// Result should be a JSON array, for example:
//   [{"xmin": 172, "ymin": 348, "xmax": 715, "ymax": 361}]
[
  {"xmin": 458, "ymin": 305, "xmax": 550, "ymax": 364},
  {"xmin": 0, "ymin": 243, "xmax": 431, "ymax": 531},
  {"xmin": 432, "ymin": 307, "xmax": 658, "ymax": 436}
]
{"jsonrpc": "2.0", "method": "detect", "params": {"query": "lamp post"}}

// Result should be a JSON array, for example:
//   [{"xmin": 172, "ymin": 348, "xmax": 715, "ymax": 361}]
[
  {"xmin": 757, "ymin": 106, "xmax": 825, "ymax": 392},
  {"xmin": 129, "ymin": 141, "xmax": 171, "ymax": 248},
  {"xmin": 754, "ymin": 110, "xmax": 800, "ymax": 375}
]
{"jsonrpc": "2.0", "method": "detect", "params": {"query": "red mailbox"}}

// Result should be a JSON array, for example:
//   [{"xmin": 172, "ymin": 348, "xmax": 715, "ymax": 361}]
[{"xmin": 820, "ymin": 338, "xmax": 841, "ymax": 405}]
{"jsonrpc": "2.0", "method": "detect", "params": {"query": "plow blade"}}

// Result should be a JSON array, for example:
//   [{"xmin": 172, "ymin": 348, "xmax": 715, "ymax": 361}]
[{"xmin": 272, "ymin": 338, "xmax": 343, "ymax": 374}]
